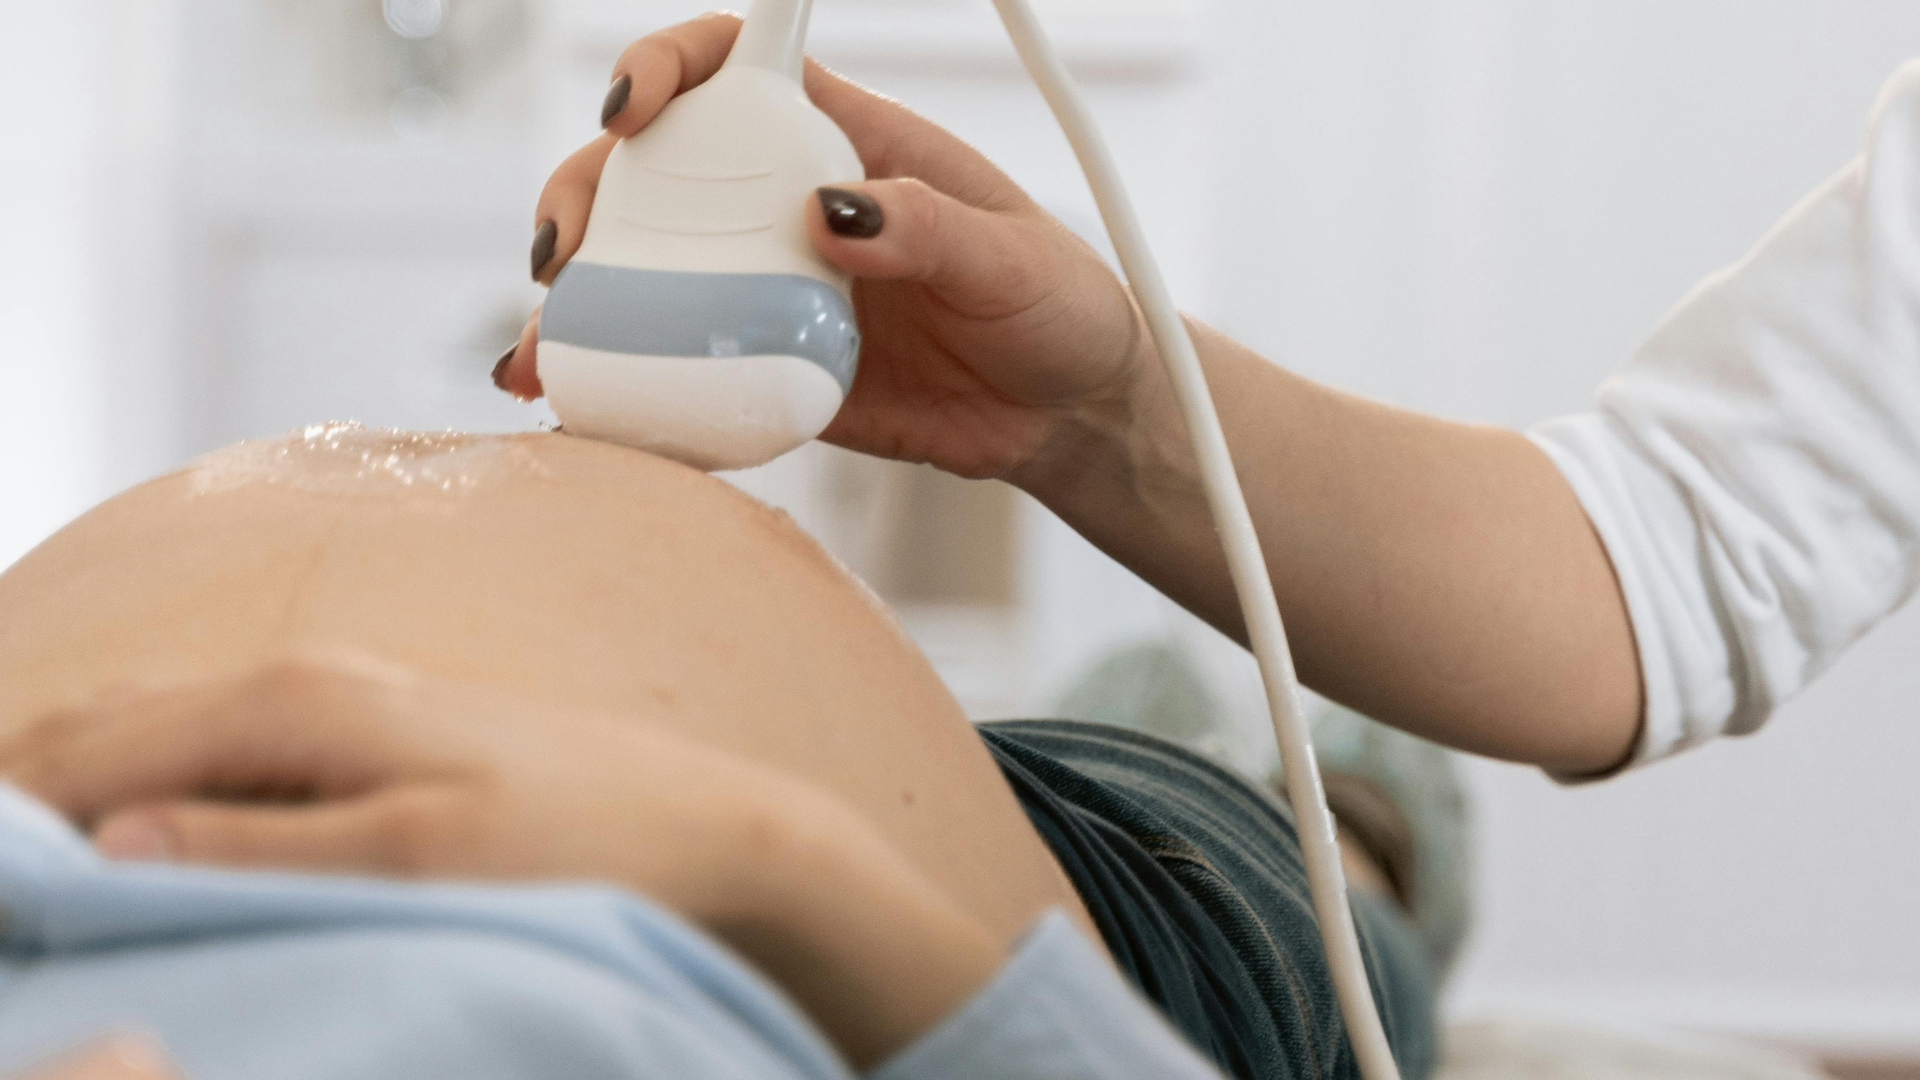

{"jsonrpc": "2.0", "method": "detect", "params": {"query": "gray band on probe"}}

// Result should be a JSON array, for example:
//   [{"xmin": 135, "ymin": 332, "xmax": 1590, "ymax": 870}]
[{"xmin": 540, "ymin": 262, "xmax": 860, "ymax": 392}]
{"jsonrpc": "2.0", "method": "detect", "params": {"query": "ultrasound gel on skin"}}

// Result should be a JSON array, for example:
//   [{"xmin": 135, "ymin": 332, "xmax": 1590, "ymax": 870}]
[
  {"xmin": 536, "ymin": 0, "xmax": 863, "ymax": 473},
  {"xmin": 540, "ymin": 0, "xmax": 1406, "ymax": 1071}
]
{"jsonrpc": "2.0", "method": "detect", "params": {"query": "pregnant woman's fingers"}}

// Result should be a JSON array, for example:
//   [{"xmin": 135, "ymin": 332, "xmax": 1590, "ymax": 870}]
[
  {"xmin": 0, "ymin": 652, "xmax": 446, "ymax": 823},
  {"xmin": 6, "ymin": 653, "xmax": 802, "ymax": 913},
  {"xmin": 2, "ymin": 657, "xmax": 1008, "ymax": 1069},
  {"xmin": 92, "ymin": 789, "xmax": 465, "ymax": 878},
  {"xmin": 13, "ymin": 1035, "xmax": 180, "ymax": 1080}
]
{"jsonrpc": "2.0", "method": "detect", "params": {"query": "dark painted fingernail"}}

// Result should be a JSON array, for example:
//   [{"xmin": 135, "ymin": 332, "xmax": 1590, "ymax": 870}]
[
  {"xmin": 492, "ymin": 344, "xmax": 516, "ymax": 392},
  {"xmin": 818, "ymin": 187, "xmax": 883, "ymax": 239},
  {"xmin": 530, "ymin": 220, "xmax": 558, "ymax": 281},
  {"xmin": 601, "ymin": 74, "xmax": 633, "ymax": 128}
]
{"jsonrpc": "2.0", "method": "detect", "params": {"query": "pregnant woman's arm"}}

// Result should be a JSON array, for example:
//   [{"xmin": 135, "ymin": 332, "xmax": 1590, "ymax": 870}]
[
  {"xmin": 0, "ymin": 427, "xmax": 1094, "ymax": 951},
  {"xmin": 3, "ymin": 652, "xmax": 999, "ymax": 1068},
  {"xmin": 2, "ymin": 654, "xmax": 1232, "ymax": 1080},
  {"xmin": 10, "ymin": 1037, "xmax": 180, "ymax": 1080},
  {"xmin": 0, "ymin": 423, "xmax": 1219, "ymax": 1074}
]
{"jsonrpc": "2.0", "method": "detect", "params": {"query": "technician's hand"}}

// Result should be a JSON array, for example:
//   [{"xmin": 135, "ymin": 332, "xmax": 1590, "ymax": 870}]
[
  {"xmin": 498, "ymin": 11, "xmax": 1152, "ymax": 480},
  {"xmin": 0, "ymin": 652, "xmax": 1005, "ymax": 1068}
]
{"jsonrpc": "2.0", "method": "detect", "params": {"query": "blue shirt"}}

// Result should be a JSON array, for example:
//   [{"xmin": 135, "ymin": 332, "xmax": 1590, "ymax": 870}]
[{"xmin": 0, "ymin": 785, "xmax": 1225, "ymax": 1080}]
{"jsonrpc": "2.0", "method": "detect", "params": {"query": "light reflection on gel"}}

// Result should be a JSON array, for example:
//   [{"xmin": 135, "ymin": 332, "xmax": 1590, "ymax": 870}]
[{"xmin": 187, "ymin": 422, "xmax": 547, "ymax": 498}]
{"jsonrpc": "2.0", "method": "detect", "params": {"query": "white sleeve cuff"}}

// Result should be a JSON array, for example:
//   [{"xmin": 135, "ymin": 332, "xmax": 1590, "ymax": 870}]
[
  {"xmin": 1527, "ymin": 60, "xmax": 1920, "ymax": 778},
  {"xmin": 1529, "ymin": 417, "xmax": 1728, "ymax": 775}
]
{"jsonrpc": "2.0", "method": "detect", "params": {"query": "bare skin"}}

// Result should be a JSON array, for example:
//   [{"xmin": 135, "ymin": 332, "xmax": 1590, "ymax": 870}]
[
  {"xmin": 10, "ymin": 1037, "xmax": 180, "ymax": 1080},
  {"xmin": 0, "ymin": 654, "xmax": 1401, "ymax": 1069},
  {"xmin": 0, "ymin": 426, "xmax": 1405, "ymax": 1070},
  {"xmin": 0, "ymin": 425, "xmax": 1408, "ymax": 1073},
  {"xmin": 502, "ymin": 12, "xmax": 1642, "ymax": 776},
  {"xmin": 0, "ymin": 426, "xmax": 1098, "ymax": 958},
  {"xmin": 1, "ymin": 652, "xmax": 1007, "ymax": 1068}
]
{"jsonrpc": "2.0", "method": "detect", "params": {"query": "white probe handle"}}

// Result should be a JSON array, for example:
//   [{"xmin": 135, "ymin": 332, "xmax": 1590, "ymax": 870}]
[{"xmin": 537, "ymin": 0, "xmax": 864, "ymax": 472}]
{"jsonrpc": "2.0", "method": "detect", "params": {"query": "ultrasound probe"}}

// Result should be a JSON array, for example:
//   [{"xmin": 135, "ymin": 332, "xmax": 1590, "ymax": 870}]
[{"xmin": 540, "ymin": 4, "xmax": 1403, "ymax": 1076}]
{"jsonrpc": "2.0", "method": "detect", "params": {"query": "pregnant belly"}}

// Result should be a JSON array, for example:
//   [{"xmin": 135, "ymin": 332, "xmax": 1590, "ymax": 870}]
[{"xmin": 0, "ymin": 428, "xmax": 1094, "ymax": 948}]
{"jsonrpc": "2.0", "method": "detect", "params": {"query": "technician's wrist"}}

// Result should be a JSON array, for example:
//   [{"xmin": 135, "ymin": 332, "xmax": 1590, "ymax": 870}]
[
  {"xmin": 1007, "ymin": 312, "xmax": 1186, "ymax": 513},
  {"xmin": 1006, "ymin": 406, "xmax": 1128, "ymax": 514}
]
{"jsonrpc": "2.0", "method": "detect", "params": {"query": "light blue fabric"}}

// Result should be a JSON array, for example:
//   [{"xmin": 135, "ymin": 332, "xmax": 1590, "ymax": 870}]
[
  {"xmin": 0, "ymin": 784, "xmax": 846, "ymax": 1080},
  {"xmin": 0, "ymin": 784, "xmax": 1232, "ymax": 1080},
  {"xmin": 871, "ymin": 908, "xmax": 1228, "ymax": 1080}
]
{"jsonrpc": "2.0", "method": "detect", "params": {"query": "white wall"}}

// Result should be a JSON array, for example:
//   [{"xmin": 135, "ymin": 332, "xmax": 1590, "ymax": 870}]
[
  {"xmin": 1199, "ymin": 0, "xmax": 1920, "ymax": 1051},
  {"xmin": 0, "ymin": 4, "xmax": 108, "ymax": 567},
  {"xmin": 0, "ymin": 1, "xmax": 187, "ymax": 568}
]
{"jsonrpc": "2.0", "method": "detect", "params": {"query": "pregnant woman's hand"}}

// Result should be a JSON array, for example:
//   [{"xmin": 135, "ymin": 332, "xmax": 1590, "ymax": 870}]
[
  {"xmin": 499, "ymin": 11, "xmax": 1151, "ymax": 481},
  {"xmin": 11, "ymin": 1036, "xmax": 181, "ymax": 1080},
  {"xmin": 0, "ymin": 652, "xmax": 1003, "ymax": 1068},
  {"xmin": 5, "ymin": 651, "xmax": 817, "ymax": 915}
]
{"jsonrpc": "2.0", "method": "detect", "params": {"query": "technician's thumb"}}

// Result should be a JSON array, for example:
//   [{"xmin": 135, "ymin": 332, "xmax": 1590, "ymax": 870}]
[{"xmin": 809, "ymin": 179, "xmax": 1059, "ymax": 319}]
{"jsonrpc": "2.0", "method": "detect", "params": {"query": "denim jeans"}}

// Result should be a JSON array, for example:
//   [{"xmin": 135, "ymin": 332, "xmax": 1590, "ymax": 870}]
[{"xmin": 981, "ymin": 720, "xmax": 1438, "ymax": 1080}]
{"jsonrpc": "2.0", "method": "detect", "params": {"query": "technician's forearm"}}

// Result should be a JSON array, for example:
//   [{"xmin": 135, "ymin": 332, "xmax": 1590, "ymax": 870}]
[{"xmin": 1014, "ymin": 317, "xmax": 1641, "ymax": 775}]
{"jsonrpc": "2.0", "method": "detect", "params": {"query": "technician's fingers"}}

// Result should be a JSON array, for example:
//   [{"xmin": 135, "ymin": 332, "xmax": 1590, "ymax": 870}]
[
  {"xmin": 531, "ymin": 134, "xmax": 619, "ymax": 285},
  {"xmin": 800, "ymin": 61, "xmax": 1022, "ymax": 210},
  {"xmin": 91, "ymin": 789, "xmax": 468, "ymax": 878},
  {"xmin": 537, "ymin": 10, "xmax": 1034, "ymax": 290},
  {"xmin": 808, "ymin": 179, "xmax": 1062, "ymax": 321},
  {"xmin": 494, "ymin": 307, "xmax": 544, "ymax": 401},
  {"xmin": 532, "ymin": 13, "xmax": 748, "ymax": 286},
  {"xmin": 592, "ymin": 7, "xmax": 1010, "ymax": 204},
  {"xmin": 600, "ymin": 11, "xmax": 743, "ymax": 138},
  {"xmin": 13, "ymin": 1035, "xmax": 181, "ymax": 1080}
]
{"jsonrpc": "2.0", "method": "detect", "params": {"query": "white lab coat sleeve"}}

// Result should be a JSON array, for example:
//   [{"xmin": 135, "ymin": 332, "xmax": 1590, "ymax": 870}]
[{"xmin": 1530, "ymin": 60, "xmax": 1920, "ymax": 771}]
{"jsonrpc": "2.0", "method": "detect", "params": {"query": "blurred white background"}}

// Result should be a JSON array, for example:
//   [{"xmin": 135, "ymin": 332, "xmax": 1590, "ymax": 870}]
[{"xmin": 2, "ymin": 0, "xmax": 1916, "ymax": 1064}]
